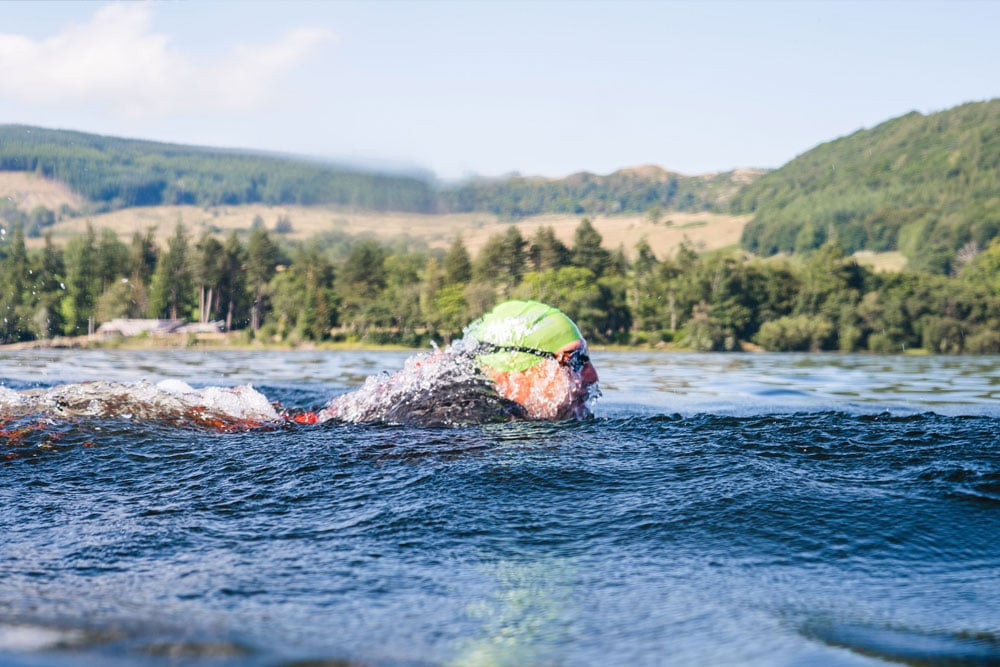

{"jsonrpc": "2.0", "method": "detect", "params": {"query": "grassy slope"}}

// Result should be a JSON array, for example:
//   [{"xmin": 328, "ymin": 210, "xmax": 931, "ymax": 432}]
[
  {"xmin": 4, "ymin": 172, "xmax": 908, "ymax": 267},
  {"xmin": 0, "ymin": 171, "xmax": 86, "ymax": 212},
  {"xmin": 15, "ymin": 197, "xmax": 750, "ymax": 261}
]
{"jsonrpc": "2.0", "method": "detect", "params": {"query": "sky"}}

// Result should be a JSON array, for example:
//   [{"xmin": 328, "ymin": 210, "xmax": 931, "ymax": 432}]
[{"xmin": 1, "ymin": 1, "xmax": 998, "ymax": 182}]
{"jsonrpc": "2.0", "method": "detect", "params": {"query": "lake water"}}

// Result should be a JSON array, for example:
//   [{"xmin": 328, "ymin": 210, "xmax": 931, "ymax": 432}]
[{"xmin": 1, "ymin": 349, "xmax": 999, "ymax": 666}]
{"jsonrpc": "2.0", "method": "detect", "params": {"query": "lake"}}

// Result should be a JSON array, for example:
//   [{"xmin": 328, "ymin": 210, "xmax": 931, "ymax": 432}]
[{"xmin": 1, "ymin": 349, "xmax": 999, "ymax": 665}]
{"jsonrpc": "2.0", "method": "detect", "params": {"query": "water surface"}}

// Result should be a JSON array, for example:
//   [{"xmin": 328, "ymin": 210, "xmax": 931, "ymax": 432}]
[{"xmin": 1, "ymin": 350, "xmax": 998, "ymax": 665}]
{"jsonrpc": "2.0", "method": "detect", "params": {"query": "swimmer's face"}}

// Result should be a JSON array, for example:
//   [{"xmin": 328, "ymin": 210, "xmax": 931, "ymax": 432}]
[
  {"xmin": 556, "ymin": 339, "xmax": 598, "ymax": 385},
  {"xmin": 483, "ymin": 338, "xmax": 600, "ymax": 420},
  {"xmin": 553, "ymin": 339, "xmax": 599, "ymax": 419}
]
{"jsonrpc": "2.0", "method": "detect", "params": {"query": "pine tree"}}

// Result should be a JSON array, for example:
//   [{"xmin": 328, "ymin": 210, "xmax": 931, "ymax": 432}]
[
  {"xmin": 129, "ymin": 228, "xmax": 158, "ymax": 286},
  {"xmin": 195, "ymin": 234, "xmax": 225, "ymax": 323},
  {"xmin": 473, "ymin": 225, "xmax": 526, "ymax": 290},
  {"xmin": 245, "ymin": 227, "xmax": 279, "ymax": 332},
  {"xmin": 0, "ymin": 222, "xmax": 30, "ymax": 342},
  {"xmin": 147, "ymin": 222, "xmax": 195, "ymax": 320},
  {"xmin": 528, "ymin": 226, "xmax": 569, "ymax": 271},
  {"xmin": 570, "ymin": 218, "xmax": 611, "ymax": 277},
  {"xmin": 218, "ymin": 232, "xmax": 246, "ymax": 331},
  {"xmin": 442, "ymin": 236, "xmax": 472, "ymax": 285},
  {"xmin": 61, "ymin": 223, "xmax": 98, "ymax": 335},
  {"xmin": 96, "ymin": 228, "xmax": 128, "ymax": 293},
  {"xmin": 32, "ymin": 232, "xmax": 66, "ymax": 338}
]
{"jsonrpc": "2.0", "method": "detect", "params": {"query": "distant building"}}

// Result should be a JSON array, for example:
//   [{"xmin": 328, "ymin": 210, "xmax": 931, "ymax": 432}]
[
  {"xmin": 174, "ymin": 321, "xmax": 226, "ymax": 335},
  {"xmin": 95, "ymin": 319, "xmax": 226, "ymax": 338},
  {"xmin": 95, "ymin": 319, "xmax": 183, "ymax": 338}
]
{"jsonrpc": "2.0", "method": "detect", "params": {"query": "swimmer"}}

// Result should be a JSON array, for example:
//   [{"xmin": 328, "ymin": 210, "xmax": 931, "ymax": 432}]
[
  {"xmin": 313, "ymin": 299, "xmax": 600, "ymax": 425},
  {"xmin": 463, "ymin": 300, "xmax": 600, "ymax": 420},
  {"xmin": 0, "ymin": 301, "xmax": 599, "ymax": 428}
]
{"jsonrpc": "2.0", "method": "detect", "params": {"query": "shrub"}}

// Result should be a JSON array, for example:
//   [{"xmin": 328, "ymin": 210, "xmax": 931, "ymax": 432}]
[
  {"xmin": 964, "ymin": 327, "xmax": 1000, "ymax": 354},
  {"xmin": 921, "ymin": 316, "xmax": 965, "ymax": 354},
  {"xmin": 682, "ymin": 305, "xmax": 728, "ymax": 351},
  {"xmin": 755, "ymin": 315, "xmax": 834, "ymax": 352}
]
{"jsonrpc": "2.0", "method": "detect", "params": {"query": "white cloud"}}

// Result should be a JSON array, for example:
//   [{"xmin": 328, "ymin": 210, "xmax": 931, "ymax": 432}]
[{"xmin": 0, "ymin": 3, "xmax": 332, "ymax": 118}]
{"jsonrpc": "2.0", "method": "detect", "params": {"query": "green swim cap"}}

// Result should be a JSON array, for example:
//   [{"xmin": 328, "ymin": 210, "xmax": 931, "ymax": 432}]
[{"xmin": 465, "ymin": 300, "xmax": 582, "ymax": 372}]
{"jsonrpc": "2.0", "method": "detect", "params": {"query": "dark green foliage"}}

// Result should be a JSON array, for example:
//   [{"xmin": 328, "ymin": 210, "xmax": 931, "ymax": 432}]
[
  {"xmin": 218, "ymin": 232, "xmax": 248, "ymax": 331},
  {"xmin": 0, "ymin": 125, "xmax": 437, "ymax": 212},
  {"xmin": 148, "ymin": 223, "xmax": 195, "ymax": 321},
  {"xmin": 96, "ymin": 229, "xmax": 129, "ymax": 292},
  {"xmin": 2, "ymin": 213, "xmax": 1000, "ymax": 352},
  {"xmin": 269, "ymin": 245, "xmax": 337, "ymax": 341},
  {"xmin": 0, "ymin": 127, "xmax": 758, "ymax": 220},
  {"xmin": 570, "ymin": 218, "xmax": 611, "ymax": 278},
  {"xmin": 736, "ymin": 99, "xmax": 1000, "ymax": 272},
  {"xmin": 245, "ymin": 227, "xmax": 280, "ymax": 332},
  {"xmin": 473, "ymin": 226, "xmax": 526, "ymax": 291},
  {"xmin": 528, "ymin": 226, "xmax": 570, "ymax": 272},
  {"xmin": 28, "ymin": 206, "xmax": 56, "ymax": 237},
  {"xmin": 0, "ymin": 223, "xmax": 31, "ymax": 342},
  {"xmin": 441, "ymin": 167, "xmax": 757, "ymax": 218},
  {"xmin": 60, "ymin": 224, "xmax": 98, "ymax": 335},
  {"xmin": 442, "ymin": 237, "xmax": 472, "ymax": 285},
  {"xmin": 754, "ymin": 315, "xmax": 835, "ymax": 352},
  {"xmin": 339, "ymin": 238, "xmax": 386, "ymax": 299}
]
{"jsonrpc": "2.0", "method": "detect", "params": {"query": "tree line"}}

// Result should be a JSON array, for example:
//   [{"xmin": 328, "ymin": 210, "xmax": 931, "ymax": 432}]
[
  {"xmin": 438, "ymin": 168, "xmax": 752, "ymax": 218},
  {"xmin": 1, "ymin": 218, "xmax": 999, "ymax": 353},
  {"xmin": 0, "ymin": 126, "xmax": 753, "ymax": 224},
  {"xmin": 735, "ymin": 99, "xmax": 1000, "ymax": 274},
  {"xmin": 5, "ymin": 98, "xmax": 1000, "ymax": 277},
  {"xmin": 0, "ymin": 125, "xmax": 437, "ymax": 213}
]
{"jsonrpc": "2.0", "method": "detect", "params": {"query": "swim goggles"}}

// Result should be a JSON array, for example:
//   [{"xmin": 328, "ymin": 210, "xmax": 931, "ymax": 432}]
[{"xmin": 475, "ymin": 343, "xmax": 590, "ymax": 372}]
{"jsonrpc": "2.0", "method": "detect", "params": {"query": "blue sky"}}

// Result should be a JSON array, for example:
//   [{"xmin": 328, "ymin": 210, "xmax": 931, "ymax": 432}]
[{"xmin": 1, "ymin": 1, "xmax": 997, "ymax": 182}]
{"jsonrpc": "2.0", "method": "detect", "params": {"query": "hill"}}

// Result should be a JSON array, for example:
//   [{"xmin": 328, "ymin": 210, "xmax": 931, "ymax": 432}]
[
  {"xmin": 0, "ymin": 171, "xmax": 86, "ymax": 213},
  {"xmin": 0, "ymin": 125, "xmax": 438, "ymax": 213},
  {"xmin": 734, "ymin": 99, "xmax": 1000, "ymax": 273},
  {"xmin": 440, "ymin": 165, "xmax": 763, "ymax": 218},
  {"xmin": 0, "ymin": 126, "xmax": 760, "ymax": 226}
]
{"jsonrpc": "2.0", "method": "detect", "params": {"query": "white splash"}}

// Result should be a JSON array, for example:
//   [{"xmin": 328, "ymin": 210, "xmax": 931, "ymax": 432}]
[
  {"xmin": 317, "ymin": 346, "xmax": 485, "ymax": 424},
  {"xmin": 0, "ymin": 380, "xmax": 279, "ymax": 425}
]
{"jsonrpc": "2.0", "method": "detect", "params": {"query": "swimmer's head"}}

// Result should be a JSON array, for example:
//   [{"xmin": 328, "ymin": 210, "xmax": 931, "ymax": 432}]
[{"xmin": 464, "ymin": 300, "xmax": 599, "ymax": 419}]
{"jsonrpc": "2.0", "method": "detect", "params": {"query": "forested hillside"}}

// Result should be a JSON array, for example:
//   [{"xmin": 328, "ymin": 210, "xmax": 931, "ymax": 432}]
[
  {"xmin": 735, "ymin": 99, "xmax": 1000, "ymax": 273},
  {"xmin": 0, "ymin": 126, "xmax": 758, "ymax": 226},
  {"xmin": 0, "ymin": 125, "xmax": 438, "ymax": 212},
  {"xmin": 5, "ymin": 97, "xmax": 1000, "ymax": 280},
  {"xmin": 439, "ymin": 166, "xmax": 762, "ymax": 218}
]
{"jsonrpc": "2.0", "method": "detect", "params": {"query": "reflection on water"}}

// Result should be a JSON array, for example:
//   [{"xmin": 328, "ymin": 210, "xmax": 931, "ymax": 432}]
[{"xmin": 454, "ymin": 559, "xmax": 575, "ymax": 666}]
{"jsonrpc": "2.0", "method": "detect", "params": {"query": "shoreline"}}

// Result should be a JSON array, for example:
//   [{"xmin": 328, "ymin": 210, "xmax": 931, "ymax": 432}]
[
  {"xmin": 0, "ymin": 334, "xmax": 934, "ymax": 355},
  {"xmin": 0, "ymin": 333, "xmax": 418, "ymax": 353}
]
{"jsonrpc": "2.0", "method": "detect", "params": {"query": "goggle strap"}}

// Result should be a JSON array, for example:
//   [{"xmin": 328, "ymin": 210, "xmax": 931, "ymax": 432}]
[{"xmin": 473, "ymin": 342, "xmax": 557, "ymax": 360}]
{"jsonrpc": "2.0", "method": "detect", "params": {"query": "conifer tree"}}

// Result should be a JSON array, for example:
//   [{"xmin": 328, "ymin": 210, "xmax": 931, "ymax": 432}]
[
  {"xmin": 473, "ymin": 225, "xmax": 526, "ymax": 290},
  {"xmin": 60, "ymin": 223, "xmax": 98, "ymax": 335},
  {"xmin": 0, "ymin": 222, "xmax": 30, "ymax": 342},
  {"xmin": 32, "ymin": 232, "xmax": 66, "ymax": 338},
  {"xmin": 528, "ymin": 226, "xmax": 570, "ymax": 271},
  {"xmin": 570, "ymin": 218, "xmax": 611, "ymax": 277},
  {"xmin": 218, "ymin": 231, "xmax": 246, "ymax": 331},
  {"xmin": 195, "ymin": 234, "xmax": 225, "ymax": 323},
  {"xmin": 245, "ymin": 226, "xmax": 279, "ymax": 332},
  {"xmin": 129, "ymin": 228, "xmax": 158, "ymax": 286},
  {"xmin": 147, "ymin": 222, "xmax": 195, "ymax": 321},
  {"xmin": 442, "ymin": 236, "xmax": 472, "ymax": 285}
]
